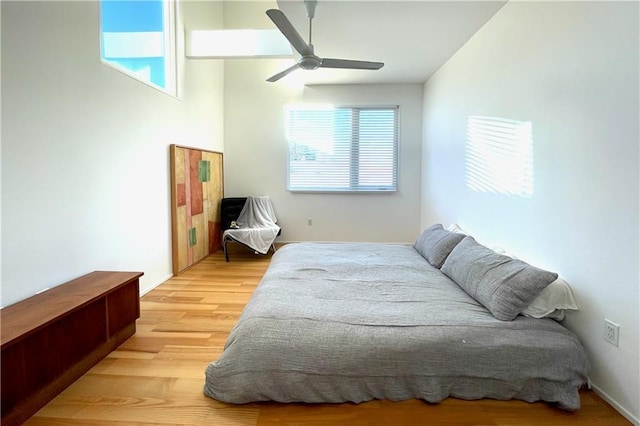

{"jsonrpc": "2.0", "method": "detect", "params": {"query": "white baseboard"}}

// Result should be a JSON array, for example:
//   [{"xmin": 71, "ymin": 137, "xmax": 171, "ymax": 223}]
[
  {"xmin": 139, "ymin": 273, "xmax": 173, "ymax": 297},
  {"xmin": 591, "ymin": 383, "xmax": 639, "ymax": 425}
]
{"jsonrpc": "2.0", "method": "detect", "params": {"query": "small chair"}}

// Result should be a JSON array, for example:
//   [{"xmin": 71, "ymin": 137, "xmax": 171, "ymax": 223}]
[{"xmin": 221, "ymin": 197, "xmax": 281, "ymax": 262}]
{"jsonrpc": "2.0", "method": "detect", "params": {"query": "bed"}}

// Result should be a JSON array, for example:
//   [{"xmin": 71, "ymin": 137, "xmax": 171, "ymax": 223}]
[{"xmin": 204, "ymin": 225, "xmax": 590, "ymax": 409}]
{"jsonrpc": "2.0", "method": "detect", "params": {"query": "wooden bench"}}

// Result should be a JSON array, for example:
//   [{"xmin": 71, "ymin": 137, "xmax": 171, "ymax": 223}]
[{"xmin": 0, "ymin": 271, "xmax": 143, "ymax": 425}]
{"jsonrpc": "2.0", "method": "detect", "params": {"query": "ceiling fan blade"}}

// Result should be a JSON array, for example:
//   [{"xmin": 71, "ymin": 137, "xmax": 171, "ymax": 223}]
[
  {"xmin": 266, "ymin": 9, "xmax": 312, "ymax": 57},
  {"xmin": 320, "ymin": 58, "xmax": 384, "ymax": 70},
  {"xmin": 267, "ymin": 64, "xmax": 301, "ymax": 82}
]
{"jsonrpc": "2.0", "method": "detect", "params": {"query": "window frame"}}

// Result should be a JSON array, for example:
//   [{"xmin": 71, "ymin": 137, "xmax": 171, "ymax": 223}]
[
  {"xmin": 99, "ymin": 0, "xmax": 180, "ymax": 98},
  {"xmin": 285, "ymin": 105, "xmax": 400, "ymax": 194}
]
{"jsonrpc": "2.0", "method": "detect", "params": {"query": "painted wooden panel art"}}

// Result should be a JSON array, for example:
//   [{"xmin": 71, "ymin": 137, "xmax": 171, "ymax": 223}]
[{"xmin": 170, "ymin": 145, "xmax": 223, "ymax": 274}]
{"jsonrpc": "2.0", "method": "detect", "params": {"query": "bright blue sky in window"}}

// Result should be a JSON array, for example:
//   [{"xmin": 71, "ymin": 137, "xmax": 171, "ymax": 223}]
[
  {"xmin": 100, "ymin": 0, "xmax": 167, "ymax": 88},
  {"xmin": 101, "ymin": 0, "xmax": 164, "ymax": 33}
]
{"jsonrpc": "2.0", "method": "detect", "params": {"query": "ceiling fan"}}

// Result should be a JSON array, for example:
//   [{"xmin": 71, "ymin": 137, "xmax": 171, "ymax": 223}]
[{"xmin": 265, "ymin": 0, "xmax": 384, "ymax": 82}]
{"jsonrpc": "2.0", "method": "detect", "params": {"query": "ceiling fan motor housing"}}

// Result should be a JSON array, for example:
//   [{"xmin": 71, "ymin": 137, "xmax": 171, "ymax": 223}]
[{"xmin": 299, "ymin": 55, "xmax": 322, "ymax": 70}]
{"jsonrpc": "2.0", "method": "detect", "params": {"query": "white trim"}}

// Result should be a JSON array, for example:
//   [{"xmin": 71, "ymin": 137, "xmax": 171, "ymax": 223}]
[
  {"xmin": 163, "ymin": 0, "xmax": 178, "ymax": 96},
  {"xmin": 174, "ymin": 0, "xmax": 184, "ymax": 99},
  {"xmin": 100, "ymin": 59, "xmax": 178, "ymax": 99},
  {"xmin": 591, "ymin": 383, "xmax": 639, "ymax": 425},
  {"xmin": 139, "ymin": 273, "xmax": 173, "ymax": 297}
]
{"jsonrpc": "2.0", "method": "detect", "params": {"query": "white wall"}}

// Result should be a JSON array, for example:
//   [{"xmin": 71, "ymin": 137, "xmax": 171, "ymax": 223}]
[
  {"xmin": 1, "ymin": 1, "xmax": 224, "ymax": 306},
  {"xmin": 222, "ymin": 2, "xmax": 423, "ymax": 243},
  {"xmin": 422, "ymin": 1, "xmax": 639, "ymax": 423}
]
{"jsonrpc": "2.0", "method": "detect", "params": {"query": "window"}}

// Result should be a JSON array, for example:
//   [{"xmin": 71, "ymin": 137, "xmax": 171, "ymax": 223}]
[
  {"xmin": 286, "ymin": 106, "xmax": 399, "ymax": 192},
  {"xmin": 100, "ymin": 0, "xmax": 178, "ymax": 96}
]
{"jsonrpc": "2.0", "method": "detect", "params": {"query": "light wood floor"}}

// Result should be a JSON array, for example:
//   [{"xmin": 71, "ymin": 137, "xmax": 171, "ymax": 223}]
[{"xmin": 28, "ymin": 245, "xmax": 630, "ymax": 425}]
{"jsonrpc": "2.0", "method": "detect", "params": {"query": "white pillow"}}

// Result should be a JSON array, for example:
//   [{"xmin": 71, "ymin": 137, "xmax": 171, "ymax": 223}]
[
  {"xmin": 449, "ymin": 225, "xmax": 518, "ymax": 258},
  {"xmin": 521, "ymin": 277, "xmax": 579, "ymax": 320},
  {"xmin": 446, "ymin": 224, "xmax": 578, "ymax": 321},
  {"xmin": 447, "ymin": 223, "xmax": 468, "ymax": 235},
  {"xmin": 492, "ymin": 246, "xmax": 518, "ymax": 259}
]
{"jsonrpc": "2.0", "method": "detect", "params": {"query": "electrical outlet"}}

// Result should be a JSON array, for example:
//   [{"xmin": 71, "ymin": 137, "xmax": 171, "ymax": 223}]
[
  {"xmin": 307, "ymin": 218, "xmax": 313, "ymax": 226},
  {"xmin": 604, "ymin": 319, "xmax": 619, "ymax": 347}
]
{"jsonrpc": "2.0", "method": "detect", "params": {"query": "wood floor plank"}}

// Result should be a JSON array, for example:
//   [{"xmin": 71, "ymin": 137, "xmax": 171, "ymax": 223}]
[
  {"xmin": 96, "ymin": 358, "xmax": 209, "ymax": 379},
  {"xmin": 155, "ymin": 346, "xmax": 226, "ymax": 362},
  {"xmin": 107, "ymin": 349, "xmax": 156, "ymax": 360},
  {"xmin": 28, "ymin": 248, "xmax": 631, "ymax": 425},
  {"xmin": 141, "ymin": 301, "xmax": 221, "ymax": 311},
  {"xmin": 116, "ymin": 335, "xmax": 212, "ymax": 354}
]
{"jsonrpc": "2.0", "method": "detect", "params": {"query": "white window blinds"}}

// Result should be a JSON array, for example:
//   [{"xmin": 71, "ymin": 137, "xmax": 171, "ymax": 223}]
[{"xmin": 286, "ymin": 106, "xmax": 399, "ymax": 192}]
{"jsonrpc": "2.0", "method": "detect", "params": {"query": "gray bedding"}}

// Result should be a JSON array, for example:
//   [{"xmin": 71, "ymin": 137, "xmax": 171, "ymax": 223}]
[{"xmin": 204, "ymin": 242, "xmax": 589, "ymax": 409}]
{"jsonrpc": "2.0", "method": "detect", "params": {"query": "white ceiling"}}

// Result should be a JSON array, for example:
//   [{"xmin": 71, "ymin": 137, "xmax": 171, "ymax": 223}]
[{"xmin": 273, "ymin": 0, "xmax": 507, "ymax": 85}]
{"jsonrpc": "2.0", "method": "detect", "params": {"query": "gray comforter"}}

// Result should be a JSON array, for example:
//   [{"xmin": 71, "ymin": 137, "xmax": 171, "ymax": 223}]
[{"xmin": 204, "ymin": 243, "xmax": 589, "ymax": 409}]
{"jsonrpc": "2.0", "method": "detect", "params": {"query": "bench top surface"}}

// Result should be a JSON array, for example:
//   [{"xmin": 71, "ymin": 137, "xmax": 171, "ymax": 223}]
[{"xmin": 1, "ymin": 271, "xmax": 144, "ymax": 348}]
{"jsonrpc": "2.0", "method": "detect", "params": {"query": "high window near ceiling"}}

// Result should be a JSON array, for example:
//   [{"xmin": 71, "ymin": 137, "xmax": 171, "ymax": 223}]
[
  {"xmin": 100, "ymin": 0, "xmax": 178, "ymax": 96},
  {"xmin": 286, "ymin": 106, "xmax": 399, "ymax": 192}
]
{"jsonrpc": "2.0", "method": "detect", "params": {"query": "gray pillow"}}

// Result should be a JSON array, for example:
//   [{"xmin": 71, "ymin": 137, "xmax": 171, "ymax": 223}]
[
  {"xmin": 414, "ymin": 224, "xmax": 466, "ymax": 268},
  {"xmin": 441, "ymin": 236, "xmax": 558, "ymax": 321}
]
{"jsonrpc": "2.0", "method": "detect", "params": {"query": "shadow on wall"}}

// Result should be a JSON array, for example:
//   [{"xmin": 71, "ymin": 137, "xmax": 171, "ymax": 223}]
[{"xmin": 465, "ymin": 116, "xmax": 534, "ymax": 198}]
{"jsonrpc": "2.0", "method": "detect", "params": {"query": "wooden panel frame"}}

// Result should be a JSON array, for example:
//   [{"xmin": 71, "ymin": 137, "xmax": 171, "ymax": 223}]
[{"xmin": 170, "ymin": 144, "xmax": 224, "ymax": 275}]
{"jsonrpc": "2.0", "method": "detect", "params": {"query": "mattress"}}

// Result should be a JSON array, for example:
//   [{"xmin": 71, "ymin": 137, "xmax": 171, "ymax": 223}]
[{"xmin": 204, "ymin": 242, "xmax": 589, "ymax": 409}]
